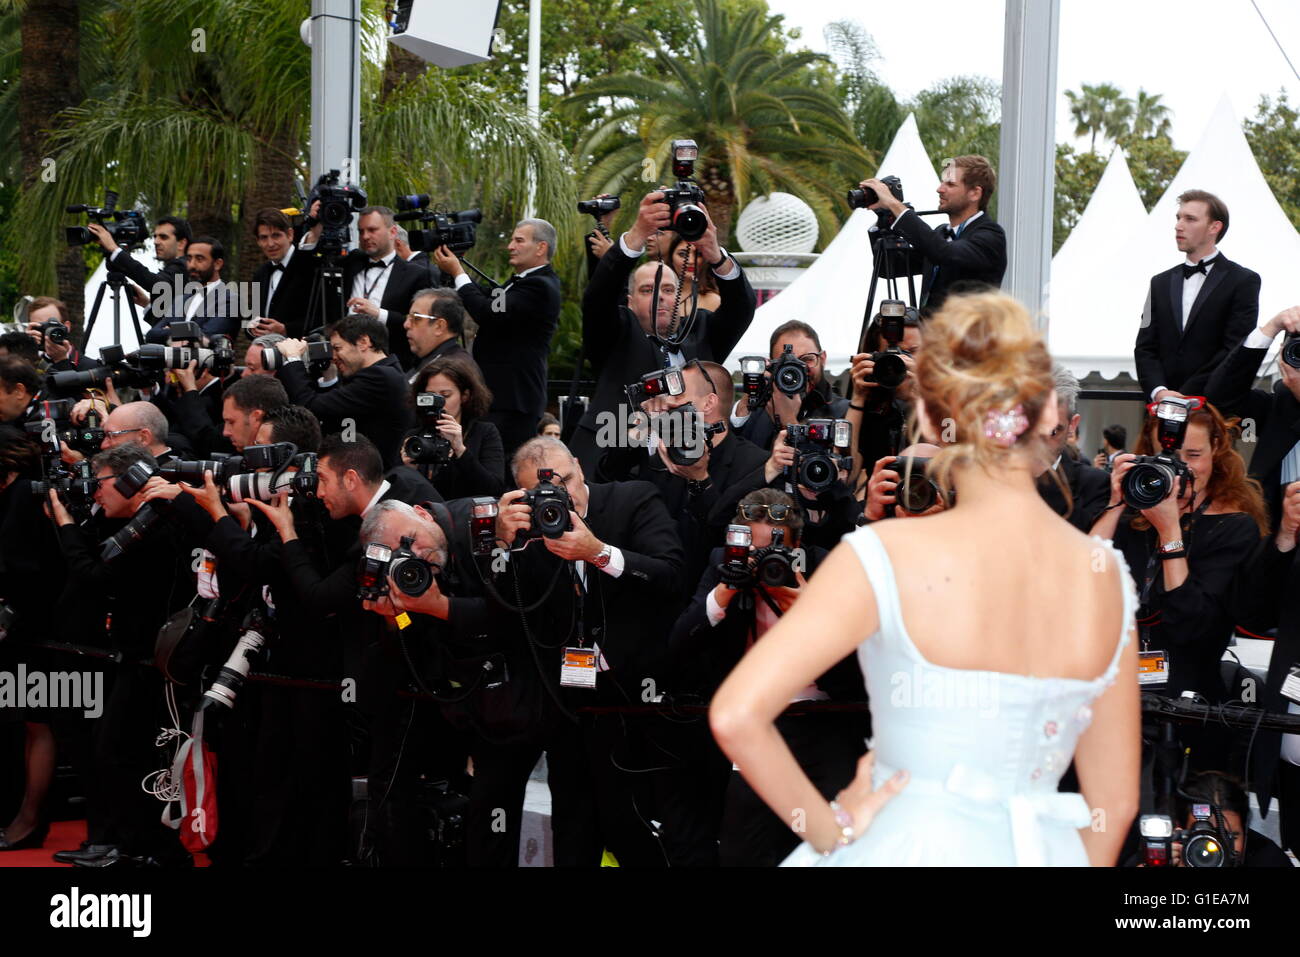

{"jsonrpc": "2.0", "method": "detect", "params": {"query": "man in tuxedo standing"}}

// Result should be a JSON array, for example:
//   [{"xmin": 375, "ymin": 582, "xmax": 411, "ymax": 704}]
[
  {"xmin": 571, "ymin": 191, "xmax": 757, "ymax": 480},
  {"xmin": 1135, "ymin": 190, "xmax": 1260, "ymax": 402},
  {"xmin": 245, "ymin": 208, "xmax": 314, "ymax": 340},
  {"xmin": 299, "ymin": 204, "xmax": 428, "ymax": 365},
  {"xmin": 433, "ymin": 219, "xmax": 562, "ymax": 460},
  {"xmin": 88, "ymin": 215, "xmax": 191, "ymax": 315},
  {"xmin": 859, "ymin": 155, "xmax": 1007, "ymax": 314}
]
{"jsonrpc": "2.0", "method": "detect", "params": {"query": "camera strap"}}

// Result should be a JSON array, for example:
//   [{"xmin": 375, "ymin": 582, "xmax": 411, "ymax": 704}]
[{"xmin": 361, "ymin": 259, "xmax": 392, "ymax": 300}]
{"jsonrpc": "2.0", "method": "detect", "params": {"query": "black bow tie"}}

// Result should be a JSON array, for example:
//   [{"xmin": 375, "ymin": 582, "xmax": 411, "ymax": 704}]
[
  {"xmin": 1182, "ymin": 259, "xmax": 1212, "ymax": 279},
  {"xmin": 365, "ymin": 259, "xmax": 389, "ymax": 270},
  {"xmin": 270, "ymin": 262, "xmax": 285, "ymax": 272},
  {"xmin": 507, "ymin": 273, "xmax": 525, "ymax": 284}
]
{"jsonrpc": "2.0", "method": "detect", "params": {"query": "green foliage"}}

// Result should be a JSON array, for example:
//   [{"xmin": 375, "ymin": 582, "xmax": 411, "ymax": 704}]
[
  {"xmin": 1052, "ymin": 144, "xmax": 1105, "ymax": 253},
  {"xmin": 1244, "ymin": 90, "xmax": 1300, "ymax": 230}
]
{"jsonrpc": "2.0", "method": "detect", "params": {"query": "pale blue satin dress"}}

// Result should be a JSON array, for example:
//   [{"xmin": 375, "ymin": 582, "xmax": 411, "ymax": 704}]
[{"xmin": 783, "ymin": 525, "xmax": 1134, "ymax": 867}]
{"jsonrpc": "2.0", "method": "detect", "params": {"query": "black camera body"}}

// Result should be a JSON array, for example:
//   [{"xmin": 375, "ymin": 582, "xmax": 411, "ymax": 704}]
[
  {"xmin": 658, "ymin": 138, "xmax": 708, "ymax": 242},
  {"xmin": 38, "ymin": 320, "xmax": 70, "ymax": 347},
  {"xmin": 65, "ymin": 190, "xmax": 148, "ymax": 248},
  {"xmin": 869, "ymin": 300, "xmax": 911, "ymax": 389},
  {"xmin": 521, "ymin": 469, "xmax": 574, "ymax": 541},
  {"xmin": 1121, "ymin": 397, "xmax": 1197, "ymax": 510},
  {"xmin": 356, "ymin": 535, "xmax": 438, "ymax": 601},
  {"xmin": 753, "ymin": 527, "xmax": 799, "ymax": 588},
  {"xmin": 1176, "ymin": 803, "xmax": 1236, "ymax": 867},
  {"xmin": 577, "ymin": 196, "xmax": 620, "ymax": 217},
  {"xmin": 1282, "ymin": 334, "xmax": 1300, "ymax": 369},
  {"xmin": 402, "ymin": 392, "xmax": 452, "ymax": 471},
  {"xmin": 785, "ymin": 419, "xmax": 853, "ymax": 494},
  {"xmin": 57, "ymin": 408, "xmax": 105, "ymax": 456},
  {"xmin": 395, "ymin": 195, "xmax": 481, "ymax": 254},
  {"xmin": 30, "ymin": 453, "xmax": 98, "ymax": 524},
  {"xmin": 310, "ymin": 169, "xmax": 368, "ymax": 252},
  {"xmin": 894, "ymin": 455, "xmax": 951, "ymax": 514},
  {"xmin": 769, "ymin": 344, "xmax": 809, "ymax": 397},
  {"xmin": 847, "ymin": 174, "xmax": 904, "ymax": 211}
]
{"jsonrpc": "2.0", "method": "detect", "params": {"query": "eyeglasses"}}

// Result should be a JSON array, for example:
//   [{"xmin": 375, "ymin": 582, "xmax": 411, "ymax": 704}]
[
  {"xmin": 103, "ymin": 428, "xmax": 143, "ymax": 439},
  {"xmin": 407, "ymin": 312, "xmax": 441, "ymax": 323},
  {"xmin": 739, "ymin": 503, "xmax": 794, "ymax": 522}
]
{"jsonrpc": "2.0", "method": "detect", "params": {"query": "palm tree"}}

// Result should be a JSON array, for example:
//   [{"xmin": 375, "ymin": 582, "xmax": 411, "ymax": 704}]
[
  {"xmin": 1130, "ymin": 89, "xmax": 1172, "ymax": 139},
  {"xmin": 825, "ymin": 19, "xmax": 904, "ymax": 168},
  {"xmin": 12, "ymin": 0, "xmax": 575, "ymax": 304},
  {"xmin": 1065, "ymin": 82, "xmax": 1132, "ymax": 153},
  {"xmin": 561, "ymin": 0, "xmax": 869, "ymax": 246}
]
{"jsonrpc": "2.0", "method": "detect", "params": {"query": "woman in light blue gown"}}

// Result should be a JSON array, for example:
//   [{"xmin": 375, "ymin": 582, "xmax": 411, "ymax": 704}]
[{"xmin": 711, "ymin": 292, "xmax": 1141, "ymax": 866}]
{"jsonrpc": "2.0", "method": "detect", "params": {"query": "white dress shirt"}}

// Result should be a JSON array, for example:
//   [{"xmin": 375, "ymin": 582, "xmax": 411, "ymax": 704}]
[
  {"xmin": 1149, "ymin": 251, "xmax": 1219, "ymax": 401},
  {"xmin": 351, "ymin": 250, "xmax": 398, "ymax": 323},
  {"xmin": 264, "ymin": 244, "xmax": 295, "ymax": 313}
]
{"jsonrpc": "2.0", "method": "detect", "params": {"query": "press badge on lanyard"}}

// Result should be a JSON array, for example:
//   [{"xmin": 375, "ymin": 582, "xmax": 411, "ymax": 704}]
[
  {"xmin": 561, "ymin": 646, "xmax": 598, "ymax": 689},
  {"xmin": 1281, "ymin": 664, "xmax": 1300, "ymax": 705},
  {"xmin": 1138, "ymin": 648, "xmax": 1168, "ymax": 687}
]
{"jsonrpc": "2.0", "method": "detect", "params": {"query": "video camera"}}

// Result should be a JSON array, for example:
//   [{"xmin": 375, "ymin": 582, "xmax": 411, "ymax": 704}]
[
  {"xmin": 304, "ymin": 169, "xmax": 368, "ymax": 253},
  {"xmin": 784, "ymin": 418, "xmax": 852, "ymax": 494},
  {"xmin": 520, "ymin": 468, "xmax": 573, "ymax": 541},
  {"xmin": 577, "ymin": 196, "xmax": 620, "ymax": 219},
  {"xmin": 402, "ymin": 391, "xmax": 453, "ymax": 473},
  {"xmin": 657, "ymin": 139, "xmax": 709, "ymax": 243},
  {"xmin": 394, "ymin": 194, "xmax": 481, "ymax": 254},
  {"xmin": 65, "ymin": 190, "xmax": 148, "ymax": 248},
  {"xmin": 1121, "ymin": 397, "xmax": 1197, "ymax": 510},
  {"xmin": 357, "ymin": 535, "xmax": 439, "ymax": 601}
]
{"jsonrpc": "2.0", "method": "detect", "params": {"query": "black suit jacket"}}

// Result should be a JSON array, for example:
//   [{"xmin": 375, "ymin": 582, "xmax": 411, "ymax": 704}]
[
  {"xmin": 278, "ymin": 354, "xmax": 414, "ymax": 469},
  {"xmin": 406, "ymin": 336, "xmax": 474, "ymax": 382},
  {"xmin": 507, "ymin": 480, "xmax": 684, "ymax": 683},
  {"xmin": 668, "ymin": 545, "xmax": 869, "ymax": 712},
  {"xmin": 144, "ymin": 280, "xmax": 242, "ymax": 342},
  {"xmin": 339, "ymin": 252, "xmax": 429, "ymax": 370},
  {"xmin": 1134, "ymin": 256, "xmax": 1260, "ymax": 398},
  {"xmin": 889, "ymin": 210, "xmax": 1006, "ymax": 312},
  {"xmin": 105, "ymin": 249, "xmax": 188, "ymax": 308},
  {"xmin": 574, "ymin": 244, "xmax": 756, "ymax": 468},
  {"xmin": 1037, "ymin": 453, "xmax": 1111, "ymax": 532},
  {"xmin": 1205, "ymin": 335, "xmax": 1300, "ymax": 533},
  {"xmin": 458, "ymin": 264, "xmax": 562, "ymax": 418},
  {"xmin": 251, "ymin": 247, "xmax": 318, "ymax": 339}
]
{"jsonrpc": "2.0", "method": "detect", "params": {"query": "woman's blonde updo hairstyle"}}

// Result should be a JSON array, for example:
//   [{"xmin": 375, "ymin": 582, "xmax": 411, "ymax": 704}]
[{"xmin": 912, "ymin": 291, "xmax": 1056, "ymax": 493}]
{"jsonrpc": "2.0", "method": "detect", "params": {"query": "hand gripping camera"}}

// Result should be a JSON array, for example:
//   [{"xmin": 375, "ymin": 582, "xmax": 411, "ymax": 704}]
[
  {"xmin": 721, "ymin": 524, "xmax": 798, "ymax": 589},
  {"xmin": 895, "ymin": 455, "xmax": 951, "ymax": 514},
  {"xmin": 308, "ymin": 169, "xmax": 368, "ymax": 252},
  {"xmin": 65, "ymin": 190, "xmax": 148, "ymax": 248},
  {"xmin": 1121, "ymin": 397, "xmax": 1197, "ymax": 510},
  {"xmin": 625, "ymin": 367, "xmax": 685, "ymax": 409},
  {"xmin": 657, "ymin": 139, "xmax": 709, "ymax": 242},
  {"xmin": 785, "ymin": 419, "xmax": 853, "ymax": 494},
  {"xmin": 357, "ymin": 535, "xmax": 439, "ymax": 601},
  {"xmin": 867, "ymin": 300, "xmax": 912, "ymax": 389},
  {"xmin": 738, "ymin": 345, "xmax": 808, "ymax": 410},
  {"xmin": 402, "ymin": 392, "xmax": 453, "ymax": 472},
  {"xmin": 521, "ymin": 468, "xmax": 574, "ymax": 541}
]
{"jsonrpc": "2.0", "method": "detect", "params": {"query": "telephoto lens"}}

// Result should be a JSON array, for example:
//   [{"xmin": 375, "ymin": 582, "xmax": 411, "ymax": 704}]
[
  {"xmin": 202, "ymin": 612, "xmax": 272, "ymax": 711},
  {"xmin": 1121, "ymin": 459, "xmax": 1177, "ymax": 510}
]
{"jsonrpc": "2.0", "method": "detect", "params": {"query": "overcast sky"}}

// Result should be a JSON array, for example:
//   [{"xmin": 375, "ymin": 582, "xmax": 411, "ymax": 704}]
[{"xmin": 766, "ymin": 0, "xmax": 1300, "ymax": 152}]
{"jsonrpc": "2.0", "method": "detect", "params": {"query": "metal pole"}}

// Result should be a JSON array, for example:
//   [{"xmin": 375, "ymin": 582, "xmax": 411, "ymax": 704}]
[
  {"xmin": 310, "ymin": 0, "xmax": 363, "ymax": 185},
  {"xmin": 524, "ymin": 0, "xmax": 541, "ymax": 218},
  {"xmin": 999, "ymin": 0, "xmax": 1059, "ymax": 331}
]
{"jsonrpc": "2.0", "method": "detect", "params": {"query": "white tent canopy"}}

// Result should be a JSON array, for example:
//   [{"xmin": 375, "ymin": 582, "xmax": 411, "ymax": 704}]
[
  {"xmin": 1046, "ymin": 147, "xmax": 1148, "ymax": 379},
  {"xmin": 1051, "ymin": 94, "xmax": 1300, "ymax": 382},
  {"xmin": 725, "ymin": 113, "xmax": 940, "ymax": 372}
]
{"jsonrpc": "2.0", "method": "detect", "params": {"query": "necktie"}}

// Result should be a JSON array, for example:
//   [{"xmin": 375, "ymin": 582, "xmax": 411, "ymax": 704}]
[
  {"xmin": 365, "ymin": 259, "xmax": 388, "ymax": 270},
  {"xmin": 1182, "ymin": 260, "xmax": 1210, "ymax": 279},
  {"xmin": 270, "ymin": 261, "xmax": 285, "ymax": 272}
]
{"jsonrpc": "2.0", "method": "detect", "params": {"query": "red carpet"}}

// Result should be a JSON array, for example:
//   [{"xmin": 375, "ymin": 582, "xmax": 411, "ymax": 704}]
[{"xmin": 0, "ymin": 820, "xmax": 210, "ymax": 867}]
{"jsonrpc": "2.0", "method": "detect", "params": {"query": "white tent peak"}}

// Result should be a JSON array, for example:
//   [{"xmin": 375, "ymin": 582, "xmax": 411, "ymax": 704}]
[
  {"xmin": 725, "ymin": 115, "xmax": 940, "ymax": 372},
  {"xmin": 1052, "ymin": 146, "xmax": 1144, "ymax": 273}
]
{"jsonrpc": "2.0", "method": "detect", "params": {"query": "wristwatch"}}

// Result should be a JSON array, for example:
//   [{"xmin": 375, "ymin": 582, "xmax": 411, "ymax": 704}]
[
  {"xmin": 709, "ymin": 252, "xmax": 730, "ymax": 271},
  {"xmin": 1159, "ymin": 539, "xmax": 1185, "ymax": 553},
  {"xmin": 590, "ymin": 544, "xmax": 613, "ymax": 569}
]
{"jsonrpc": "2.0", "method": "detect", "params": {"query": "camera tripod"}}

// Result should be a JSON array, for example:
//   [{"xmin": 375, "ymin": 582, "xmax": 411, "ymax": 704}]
[
  {"xmin": 301, "ymin": 247, "xmax": 349, "ymax": 337},
  {"xmin": 80, "ymin": 268, "xmax": 147, "ymax": 354},
  {"xmin": 858, "ymin": 220, "xmax": 922, "ymax": 354}
]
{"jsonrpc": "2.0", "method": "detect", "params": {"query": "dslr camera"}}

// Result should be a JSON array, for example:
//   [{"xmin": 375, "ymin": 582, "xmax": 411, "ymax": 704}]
[
  {"xmin": 1121, "ymin": 397, "xmax": 1196, "ymax": 510},
  {"xmin": 521, "ymin": 468, "xmax": 574, "ymax": 541},
  {"xmin": 893, "ymin": 455, "xmax": 952, "ymax": 514},
  {"xmin": 657, "ymin": 139, "xmax": 709, "ymax": 243},
  {"xmin": 784, "ymin": 419, "xmax": 853, "ymax": 494},
  {"xmin": 65, "ymin": 190, "xmax": 148, "ymax": 248},
  {"xmin": 402, "ymin": 392, "xmax": 453, "ymax": 472},
  {"xmin": 1282, "ymin": 333, "xmax": 1300, "ymax": 369},
  {"xmin": 257, "ymin": 334, "xmax": 334, "ymax": 377},
  {"xmin": 737, "ymin": 344, "xmax": 809, "ymax": 410},
  {"xmin": 357, "ymin": 535, "xmax": 439, "ymax": 601},
  {"xmin": 651, "ymin": 401, "xmax": 722, "ymax": 468},
  {"xmin": 308, "ymin": 169, "xmax": 368, "ymax": 252},
  {"xmin": 394, "ymin": 194, "xmax": 481, "ymax": 254},
  {"xmin": 866, "ymin": 300, "xmax": 912, "ymax": 389},
  {"xmin": 624, "ymin": 366, "xmax": 685, "ymax": 409},
  {"xmin": 722, "ymin": 524, "xmax": 799, "ymax": 590}
]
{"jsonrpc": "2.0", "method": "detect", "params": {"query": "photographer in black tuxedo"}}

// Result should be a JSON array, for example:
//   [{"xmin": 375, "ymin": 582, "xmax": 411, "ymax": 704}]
[
  {"xmin": 89, "ymin": 215, "xmax": 190, "ymax": 314},
  {"xmin": 572, "ymin": 190, "xmax": 756, "ymax": 479},
  {"xmin": 299, "ymin": 204, "xmax": 428, "ymax": 362},
  {"xmin": 1205, "ymin": 306, "xmax": 1300, "ymax": 533},
  {"xmin": 860, "ymin": 155, "xmax": 1007, "ymax": 314},
  {"xmin": 244, "ymin": 208, "xmax": 313, "ymax": 340},
  {"xmin": 668, "ymin": 489, "xmax": 869, "ymax": 866},
  {"xmin": 433, "ymin": 219, "xmax": 562, "ymax": 459},
  {"xmin": 274, "ymin": 315, "xmax": 413, "ymax": 469},
  {"xmin": 465, "ymin": 436, "xmax": 684, "ymax": 866},
  {"xmin": 1135, "ymin": 190, "xmax": 1260, "ymax": 403}
]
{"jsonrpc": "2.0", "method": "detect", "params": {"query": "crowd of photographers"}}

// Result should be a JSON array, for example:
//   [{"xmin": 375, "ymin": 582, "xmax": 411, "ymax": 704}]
[{"xmin": 1, "ymin": 146, "xmax": 1298, "ymax": 869}]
